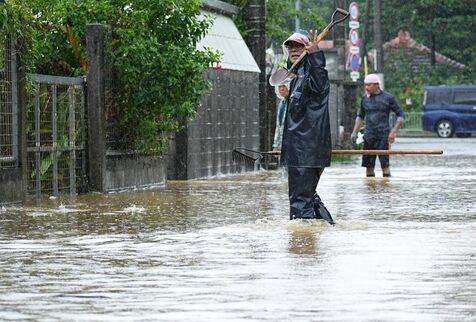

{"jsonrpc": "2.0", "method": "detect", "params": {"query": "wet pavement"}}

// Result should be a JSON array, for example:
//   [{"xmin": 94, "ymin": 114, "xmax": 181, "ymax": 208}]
[{"xmin": 1, "ymin": 137, "xmax": 475, "ymax": 321}]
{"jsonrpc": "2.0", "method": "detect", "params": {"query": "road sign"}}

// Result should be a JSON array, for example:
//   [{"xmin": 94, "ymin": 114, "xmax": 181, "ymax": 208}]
[
  {"xmin": 350, "ymin": 71, "xmax": 360, "ymax": 81},
  {"xmin": 351, "ymin": 54, "xmax": 360, "ymax": 72},
  {"xmin": 349, "ymin": 29, "xmax": 359, "ymax": 46},
  {"xmin": 348, "ymin": 2, "xmax": 360, "ymax": 82},
  {"xmin": 349, "ymin": 21, "xmax": 360, "ymax": 29},
  {"xmin": 349, "ymin": 2, "xmax": 359, "ymax": 21},
  {"xmin": 349, "ymin": 46, "xmax": 360, "ymax": 54}
]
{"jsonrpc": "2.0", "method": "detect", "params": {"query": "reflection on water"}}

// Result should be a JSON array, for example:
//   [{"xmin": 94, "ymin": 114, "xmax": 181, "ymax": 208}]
[
  {"xmin": 1, "ymin": 138, "xmax": 476, "ymax": 321},
  {"xmin": 287, "ymin": 222, "xmax": 323, "ymax": 256}
]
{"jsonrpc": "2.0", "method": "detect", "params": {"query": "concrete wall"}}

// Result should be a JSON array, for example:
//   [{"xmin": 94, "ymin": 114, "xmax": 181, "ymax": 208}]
[
  {"xmin": 0, "ymin": 169, "xmax": 23, "ymax": 204},
  {"xmin": 105, "ymin": 153, "xmax": 167, "ymax": 192},
  {"xmin": 168, "ymin": 69, "xmax": 260, "ymax": 179}
]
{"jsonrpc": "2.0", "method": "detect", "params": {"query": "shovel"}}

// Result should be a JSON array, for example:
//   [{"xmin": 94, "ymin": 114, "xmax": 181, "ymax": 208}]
[{"xmin": 269, "ymin": 8, "xmax": 350, "ymax": 86}]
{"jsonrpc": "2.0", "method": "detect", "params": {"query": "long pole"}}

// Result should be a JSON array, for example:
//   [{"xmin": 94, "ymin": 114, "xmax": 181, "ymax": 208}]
[
  {"xmin": 331, "ymin": 149, "xmax": 443, "ymax": 155},
  {"xmin": 234, "ymin": 148, "xmax": 443, "ymax": 156}
]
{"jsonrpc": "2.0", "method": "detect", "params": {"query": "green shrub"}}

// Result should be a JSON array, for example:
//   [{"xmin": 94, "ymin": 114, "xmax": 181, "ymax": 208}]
[{"xmin": 7, "ymin": 0, "xmax": 220, "ymax": 153}]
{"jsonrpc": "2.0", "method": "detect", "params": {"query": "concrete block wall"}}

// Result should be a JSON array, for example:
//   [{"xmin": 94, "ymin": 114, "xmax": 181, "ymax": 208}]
[
  {"xmin": 0, "ymin": 169, "xmax": 23, "ymax": 204},
  {"xmin": 105, "ymin": 153, "xmax": 167, "ymax": 192},
  {"xmin": 168, "ymin": 69, "xmax": 260, "ymax": 179}
]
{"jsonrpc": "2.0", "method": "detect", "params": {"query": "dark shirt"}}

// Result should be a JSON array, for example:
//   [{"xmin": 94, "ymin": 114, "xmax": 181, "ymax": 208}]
[{"xmin": 358, "ymin": 91, "xmax": 404, "ymax": 137}]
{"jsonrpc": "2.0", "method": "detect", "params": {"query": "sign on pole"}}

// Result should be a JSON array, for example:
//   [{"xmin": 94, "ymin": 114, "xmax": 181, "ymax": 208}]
[
  {"xmin": 349, "ymin": 2, "xmax": 359, "ymax": 20},
  {"xmin": 348, "ymin": 2, "xmax": 360, "ymax": 82}
]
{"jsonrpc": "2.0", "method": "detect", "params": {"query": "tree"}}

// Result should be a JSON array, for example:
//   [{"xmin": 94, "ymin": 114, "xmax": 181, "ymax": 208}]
[
  {"xmin": 225, "ymin": 0, "xmax": 328, "ymax": 49},
  {"xmin": 10, "ymin": 0, "xmax": 220, "ymax": 153},
  {"xmin": 357, "ymin": 1, "xmax": 476, "ymax": 111},
  {"xmin": 380, "ymin": 0, "xmax": 476, "ymax": 74}
]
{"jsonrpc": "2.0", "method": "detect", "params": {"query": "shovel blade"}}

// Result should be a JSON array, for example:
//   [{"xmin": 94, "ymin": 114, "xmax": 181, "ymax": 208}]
[{"xmin": 269, "ymin": 68, "xmax": 295, "ymax": 86}]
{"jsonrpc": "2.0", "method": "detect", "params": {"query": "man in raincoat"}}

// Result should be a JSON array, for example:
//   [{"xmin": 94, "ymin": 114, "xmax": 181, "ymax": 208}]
[
  {"xmin": 351, "ymin": 74, "xmax": 404, "ymax": 177},
  {"xmin": 280, "ymin": 30, "xmax": 334, "ymax": 224}
]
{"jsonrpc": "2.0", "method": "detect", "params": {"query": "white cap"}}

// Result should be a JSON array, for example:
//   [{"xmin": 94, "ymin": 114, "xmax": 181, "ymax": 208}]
[
  {"xmin": 364, "ymin": 73, "xmax": 381, "ymax": 84},
  {"xmin": 281, "ymin": 30, "xmax": 310, "ymax": 62}
]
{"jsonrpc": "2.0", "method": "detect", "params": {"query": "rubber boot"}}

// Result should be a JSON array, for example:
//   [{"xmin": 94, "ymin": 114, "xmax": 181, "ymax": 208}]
[
  {"xmin": 366, "ymin": 167, "xmax": 375, "ymax": 177},
  {"xmin": 382, "ymin": 167, "xmax": 391, "ymax": 177},
  {"xmin": 313, "ymin": 194, "xmax": 335, "ymax": 225}
]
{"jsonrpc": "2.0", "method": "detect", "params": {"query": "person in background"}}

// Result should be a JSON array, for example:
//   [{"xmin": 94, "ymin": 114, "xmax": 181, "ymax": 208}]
[
  {"xmin": 351, "ymin": 73, "xmax": 405, "ymax": 177},
  {"xmin": 279, "ymin": 29, "xmax": 334, "ymax": 225},
  {"xmin": 272, "ymin": 82, "xmax": 289, "ymax": 151}
]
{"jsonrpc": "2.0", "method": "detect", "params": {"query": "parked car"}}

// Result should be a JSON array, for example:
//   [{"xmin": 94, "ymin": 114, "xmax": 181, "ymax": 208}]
[{"xmin": 422, "ymin": 84, "xmax": 476, "ymax": 138}]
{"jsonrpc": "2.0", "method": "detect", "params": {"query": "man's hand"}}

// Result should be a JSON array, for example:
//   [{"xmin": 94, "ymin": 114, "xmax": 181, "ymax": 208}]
[
  {"xmin": 351, "ymin": 131, "xmax": 358, "ymax": 144},
  {"xmin": 388, "ymin": 131, "xmax": 397, "ymax": 145},
  {"xmin": 306, "ymin": 30, "xmax": 320, "ymax": 53}
]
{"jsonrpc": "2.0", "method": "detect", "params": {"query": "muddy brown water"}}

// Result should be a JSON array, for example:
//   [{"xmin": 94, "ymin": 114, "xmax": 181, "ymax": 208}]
[{"xmin": 1, "ymin": 138, "xmax": 475, "ymax": 321}]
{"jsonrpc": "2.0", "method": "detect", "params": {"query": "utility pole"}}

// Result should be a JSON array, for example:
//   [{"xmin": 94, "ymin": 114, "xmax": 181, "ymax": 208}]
[
  {"xmin": 244, "ymin": 0, "xmax": 268, "ymax": 151},
  {"xmin": 333, "ymin": 0, "xmax": 346, "ymax": 48},
  {"xmin": 360, "ymin": 0, "xmax": 372, "ymax": 63},
  {"xmin": 373, "ymin": 0, "xmax": 383, "ymax": 72},
  {"xmin": 333, "ymin": 0, "xmax": 346, "ymax": 80},
  {"xmin": 295, "ymin": 0, "xmax": 301, "ymax": 31}
]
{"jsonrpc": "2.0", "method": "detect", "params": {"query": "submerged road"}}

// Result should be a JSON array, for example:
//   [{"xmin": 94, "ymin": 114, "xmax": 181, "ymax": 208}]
[{"xmin": 0, "ymin": 137, "xmax": 475, "ymax": 321}]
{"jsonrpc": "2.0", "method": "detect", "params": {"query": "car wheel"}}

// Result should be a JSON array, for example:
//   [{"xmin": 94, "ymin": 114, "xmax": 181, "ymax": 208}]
[
  {"xmin": 456, "ymin": 133, "xmax": 471, "ymax": 138},
  {"xmin": 436, "ymin": 119, "xmax": 454, "ymax": 138}
]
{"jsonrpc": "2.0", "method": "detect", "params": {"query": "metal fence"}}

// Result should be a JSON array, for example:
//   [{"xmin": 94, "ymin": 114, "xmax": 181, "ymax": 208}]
[
  {"xmin": 0, "ymin": 34, "xmax": 18, "ymax": 169},
  {"xmin": 391, "ymin": 111, "xmax": 423, "ymax": 133},
  {"xmin": 26, "ymin": 74, "xmax": 87, "ymax": 197}
]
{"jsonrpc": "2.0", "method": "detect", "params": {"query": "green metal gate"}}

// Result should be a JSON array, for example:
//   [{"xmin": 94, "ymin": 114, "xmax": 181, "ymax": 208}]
[{"xmin": 27, "ymin": 74, "xmax": 87, "ymax": 198}]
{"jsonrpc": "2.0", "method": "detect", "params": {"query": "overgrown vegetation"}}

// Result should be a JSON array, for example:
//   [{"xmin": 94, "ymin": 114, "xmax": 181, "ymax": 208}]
[
  {"xmin": 224, "ymin": 0, "xmax": 329, "ymax": 48},
  {"xmin": 4, "ymin": 0, "xmax": 220, "ymax": 153},
  {"xmin": 226, "ymin": 0, "xmax": 475, "ymax": 111},
  {"xmin": 383, "ymin": 47, "xmax": 472, "ymax": 111},
  {"xmin": 1, "ymin": 0, "xmax": 34, "ymax": 78},
  {"xmin": 364, "ymin": 0, "xmax": 476, "ymax": 110}
]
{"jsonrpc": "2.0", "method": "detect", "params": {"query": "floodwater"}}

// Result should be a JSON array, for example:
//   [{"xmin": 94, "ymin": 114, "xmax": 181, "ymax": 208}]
[{"xmin": 1, "ymin": 137, "xmax": 475, "ymax": 321}]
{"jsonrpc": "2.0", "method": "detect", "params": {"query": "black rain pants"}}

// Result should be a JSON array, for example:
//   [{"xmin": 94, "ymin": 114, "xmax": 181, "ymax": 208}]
[{"xmin": 288, "ymin": 167, "xmax": 324, "ymax": 219}]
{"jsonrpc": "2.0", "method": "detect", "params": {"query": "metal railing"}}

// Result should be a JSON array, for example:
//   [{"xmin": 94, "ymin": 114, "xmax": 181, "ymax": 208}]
[{"xmin": 390, "ymin": 111, "xmax": 423, "ymax": 133}]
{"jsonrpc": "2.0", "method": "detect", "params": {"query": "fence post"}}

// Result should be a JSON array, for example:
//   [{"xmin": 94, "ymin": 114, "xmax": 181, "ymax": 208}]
[
  {"xmin": 17, "ymin": 40, "xmax": 28, "ymax": 201},
  {"xmin": 86, "ymin": 24, "xmax": 107, "ymax": 192}
]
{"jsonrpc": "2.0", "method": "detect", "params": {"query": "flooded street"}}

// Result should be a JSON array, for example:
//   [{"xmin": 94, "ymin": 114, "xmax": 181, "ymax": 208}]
[{"xmin": 1, "ymin": 137, "xmax": 475, "ymax": 321}]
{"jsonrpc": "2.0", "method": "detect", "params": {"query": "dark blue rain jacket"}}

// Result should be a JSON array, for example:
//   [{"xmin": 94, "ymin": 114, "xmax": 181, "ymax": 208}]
[
  {"xmin": 358, "ymin": 91, "xmax": 404, "ymax": 139},
  {"xmin": 280, "ymin": 51, "xmax": 332, "ymax": 167}
]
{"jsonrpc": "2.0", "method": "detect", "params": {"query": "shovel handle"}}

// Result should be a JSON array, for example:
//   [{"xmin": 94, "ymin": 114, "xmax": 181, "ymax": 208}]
[
  {"xmin": 330, "ymin": 8, "xmax": 351, "ymax": 28},
  {"xmin": 313, "ymin": 8, "xmax": 349, "ymax": 43}
]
